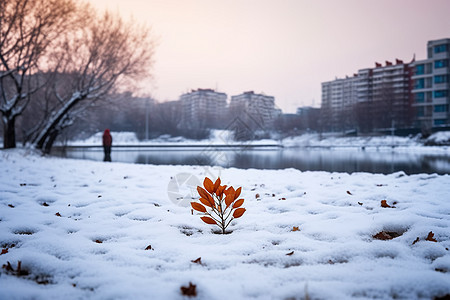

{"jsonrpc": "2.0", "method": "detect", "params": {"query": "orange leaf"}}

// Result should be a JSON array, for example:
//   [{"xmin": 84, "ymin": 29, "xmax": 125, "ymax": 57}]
[
  {"xmin": 234, "ymin": 187, "xmax": 242, "ymax": 200},
  {"xmin": 199, "ymin": 197, "xmax": 214, "ymax": 208},
  {"xmin": 292, "ymin": 226, "xmax": 300, "ymax": 232},
  {"xmin": 200, "ymin": 216, "xmax": 217, "ymax": 225},
  {"xmin": 225, "ymin": 193, "xmax": 234, "ymax": 207},
  {"xmin": 426, "ymin": 231, "xmax": 437, "ymax": 242},
  {"xmin": 373, "ymin": 231, "xmax": 393, "ymax": 240},
  {"xmin": 203, "ymin": 177, "xmax": 214, "ymax": 193},
  {"xmin": 198, "ymin": 186, "xmax": 215, "ymax": 203},
  {"xmin": 381, "ymin": 200, "xmax": 391, "ymax": 208},
  {"xmin": 197, "ymin": 186, "xmax": 209, "ymax": 199},
  {"xmin": 180, "ymin": 282, "xmax": 197, "ymax": 297},
  {"xmin": 216, "ymin": 185, "xmax": 227, "ymax": 198},
  {"xmin": 213, "ymin": 178, "xmax": 221, "ymax": 192},
  {"xmin": 191, "ymin": 257, "xmax": 202, "ymax": 264},
  {"xmin": 191, "ymin": 202, "xmax": 207, "ymax": 213},
  {"xmin": 232, "ymin": 199, "xmax": 244, "ymax": 208},
  {"xmin": 224, "ymin": 186, "xmax": 235, "ymax": 196},
  {"xmin": 233, "ymin": 208, "xmax": 246, "ymax": 218}
]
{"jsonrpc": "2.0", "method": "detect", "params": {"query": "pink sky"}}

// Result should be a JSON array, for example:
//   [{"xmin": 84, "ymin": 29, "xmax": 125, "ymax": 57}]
[{"xmin": 89, "ymin": 0, "xmax": 450, "ymax": 113}]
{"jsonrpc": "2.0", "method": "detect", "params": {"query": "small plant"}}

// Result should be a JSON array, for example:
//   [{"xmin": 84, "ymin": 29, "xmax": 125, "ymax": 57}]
[{"xmin": 191, "ymin": 177, "xmax": 246, "ymax": 234}]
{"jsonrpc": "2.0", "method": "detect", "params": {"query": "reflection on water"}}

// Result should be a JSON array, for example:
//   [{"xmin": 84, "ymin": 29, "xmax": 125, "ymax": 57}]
[{"xmin": 52, "ymin": 147, "xmax": 450, "ymax": 175}]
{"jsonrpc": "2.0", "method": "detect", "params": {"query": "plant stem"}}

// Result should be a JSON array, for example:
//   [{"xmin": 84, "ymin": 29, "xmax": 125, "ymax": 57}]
[
  {"xmin": 214, "ymin": 193, "xmax": 227, "ymax": 234},
  {"xmin": 204, "ymin": 211, "xmax": 221, "ymax": 224},
  {"xmin": 224, "ymin": 217, "xmax": 234, "ymax": 230}
]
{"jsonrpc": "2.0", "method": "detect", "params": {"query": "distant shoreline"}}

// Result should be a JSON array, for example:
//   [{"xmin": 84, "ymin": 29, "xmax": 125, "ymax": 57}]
[{"xmin": 53, "ymin": 143, "xmax": 283, "ymax": 149}]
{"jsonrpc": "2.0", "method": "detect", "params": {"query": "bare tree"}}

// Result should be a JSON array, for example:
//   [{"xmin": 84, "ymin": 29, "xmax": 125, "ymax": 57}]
[
  {"xmin": 0, "ymin": 0, "xmax": 80, "ymax": 148},
  {"xmin": 31, "ymin": 10, "xmax": 155, "ymax": 152}
]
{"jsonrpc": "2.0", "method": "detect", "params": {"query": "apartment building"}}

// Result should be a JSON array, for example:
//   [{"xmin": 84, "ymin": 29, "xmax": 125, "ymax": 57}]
[
  {"xmin": 358, "ymin": 60, "xmax": 413, "ymax": 131},
  {"xmin": 179, "ymin": 89, "xmax": 227, "ymax": 128},
  {"xmin": 321, "ymin": 75, "xmax": 358, "ymax": 131},
  {"xmin": 229, "ymin": 91, "xmax": 279, "ymax": 128},
  {"xmin": 321, "ymin": 38, "xmax": 449, "ymax": 133},
  {"xmin": 411, "ymin": 38, "xmax": 450, "ymax": 130},
  {"xmin": 322, "ymin": 60, "xmax": 413, "ymax": 132}
]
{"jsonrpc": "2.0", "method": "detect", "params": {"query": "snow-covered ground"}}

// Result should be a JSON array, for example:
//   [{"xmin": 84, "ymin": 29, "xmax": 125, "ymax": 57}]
[
  {"xmin": 64, "ymin": 130, "xmax": 450, "ymax": 153},
  {"xmin": 282, "ymin": 131, "xmax": 450, "ymax": 149},
  {"xmin": 65, "ymin": 130, "xmax": 278, "ymax": 147},
  {"xmin": 1, "ymin": 149, "xmax": 449, "ymax": 299},
  {"xmin": 282, "ymin": 133, "xmax": 421, "ymax": 148}
]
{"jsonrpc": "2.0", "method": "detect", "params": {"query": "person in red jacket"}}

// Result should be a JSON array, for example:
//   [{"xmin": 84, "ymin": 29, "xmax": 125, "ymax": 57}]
[{"xmin": 102, "ymin": 129, "xmax": 112, "ymax": 162}]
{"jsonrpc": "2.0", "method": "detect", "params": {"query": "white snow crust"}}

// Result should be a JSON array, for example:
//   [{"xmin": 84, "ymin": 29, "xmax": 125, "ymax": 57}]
[{"xmin": 1, "ymin": 149, "xmax": 449, "ymax": 299}]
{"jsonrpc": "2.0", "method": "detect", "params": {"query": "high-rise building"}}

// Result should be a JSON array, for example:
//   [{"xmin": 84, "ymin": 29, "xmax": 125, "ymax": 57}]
[
  {"xmin": 321, "ymin": 75, "xmax": 358, "ymax": 131},
  {"xmin": 358, "ymin": 60, "xmax": 413, "ymax": 132},
  {"xmin": 321, "ymin": 59, "xmax": 413, "ymax": 132},
  {"xmin": 230, "ymin": 91, "xmax": 279, "ymax": 128},
  {"xmin": 179, "ymin": 89, "xmax": 227, "ymax": 128},
  {"xmin": 321, "ymin": 38, "xmax": 449, "ymax": 133},
  {"xmin": 411, "ymin": 38, "xmax": 450, "ymax": 130}
]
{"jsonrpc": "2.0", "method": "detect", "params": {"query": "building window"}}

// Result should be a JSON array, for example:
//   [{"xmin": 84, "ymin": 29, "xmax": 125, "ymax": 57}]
[
  {"xmin": 434, "ymin": 90, "xmax": 449, "ymax": 98},
  {"xmin": 415, "ymin": 64, "xmax": 425, "ymax": 75},
  {"xmin": 435, "ymin": 59, "xmax": 449, "ymax": 68},
  {"xmin": 434, "ymin": 75, "xmax": 449, "ymax": 84},
  {"xmin": 415, "ymin": 92, "xmax": 425, "ymax": 103},
  {"xmin": 434, "ymin": 105, "xmax": 448, "ymax": 113},
  {"xmin": 414, "ymin": 78, "xmax": 425, "ymax": 89},
  {"xmin": 434, "ymin": 44, "xmax": 448, "ymax": 53},
  {"xmin": 434, "ymin": 119, "xmax": 446, "ymax": 126},
  {"xmin": 416, "ymin": 107, "xmax": 425, "ymax": 117}
]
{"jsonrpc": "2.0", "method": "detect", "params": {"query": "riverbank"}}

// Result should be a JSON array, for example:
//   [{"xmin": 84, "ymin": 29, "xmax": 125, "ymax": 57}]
[
  {"xmin": 63, "ymin": 130, "xmax": 450, "ymax": 150},
  {"xmin": 1, "ymin": 149, "xmax": 449, "ymax": 299}
]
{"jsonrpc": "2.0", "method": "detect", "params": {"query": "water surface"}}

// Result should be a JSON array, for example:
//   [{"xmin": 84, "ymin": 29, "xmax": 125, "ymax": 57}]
[{"xmin": 52, "ymin": 146, "xmax": 450, "ymax": 175}]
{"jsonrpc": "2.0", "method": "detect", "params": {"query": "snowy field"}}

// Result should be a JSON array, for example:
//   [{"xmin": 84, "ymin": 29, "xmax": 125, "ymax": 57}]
[{"xmin": 1, "ymin": 149, "xmax": 450, "ymax": 299}]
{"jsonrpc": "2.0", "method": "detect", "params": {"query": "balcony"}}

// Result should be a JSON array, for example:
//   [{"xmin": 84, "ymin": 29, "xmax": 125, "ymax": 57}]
[
  {"xmin": 434, "ymin": 82, "xmax": 449, "ymax": 90},
  {"xmin": 433, "ymin": 98, "xmax": 449, "ymax": 106},
  {"xmin": 432, "ymin": 51, "xmax": 450, "ymax": 60},
  {"xmin": 433, "ymin": 112, "xmax": 448, "ymax": 119},
  {"xmin": 412, "ymin": 73, "xmax": 432, "ymax": 80},
  {"xmin": 433, "ymin": 66, "xmax": 449, "ymax": 75}
]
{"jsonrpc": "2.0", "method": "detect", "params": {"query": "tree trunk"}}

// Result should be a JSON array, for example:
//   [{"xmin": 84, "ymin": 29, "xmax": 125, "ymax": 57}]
[
  {"xmin": 2, "ymin": 117, "xmax": 16, "ymax": 149},
  {"xmin": 43, "ymin": 129, "xmax": 59, "ymax": 154},
  {"xmin": 35, "ymin": 94, "xmax": 82, "ymax": 150}
]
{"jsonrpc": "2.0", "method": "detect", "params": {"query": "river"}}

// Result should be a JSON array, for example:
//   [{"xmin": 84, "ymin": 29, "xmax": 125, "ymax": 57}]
[{"xmin": 51, "ymin": 146, "xmax": 450, "ymax": 175}]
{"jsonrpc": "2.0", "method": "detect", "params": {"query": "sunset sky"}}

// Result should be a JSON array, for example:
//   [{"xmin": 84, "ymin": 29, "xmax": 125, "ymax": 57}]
[{"xmin": 89, "ymin": 0, "xmax": 450, "ymax": 113}]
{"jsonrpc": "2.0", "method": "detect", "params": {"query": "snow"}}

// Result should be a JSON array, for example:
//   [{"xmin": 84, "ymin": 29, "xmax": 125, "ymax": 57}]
[
  {"xmin": 282, "ymin": 132, "xmax": 450, "ymax": 152},
  {"xmin": 282, "ymin": 133, "xmax": 421, "ymax": 147},
  {"xmin": 1, "ymin": 149, "xmax": 450, "ymax": 299},
  {"xmin": 65, "ymin": 130, "xmax": 267, "ymax": 147},
  {"xmin": 426, "ymin": 131, "xmax": 450, "ymax": 146},
  {"xmin": 68, "ymin": 132, "xmax": 141, "ymax": 146},
  {"xmin": 64, "ymin": 131, "xmax": 450, "ymax": 153}
]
